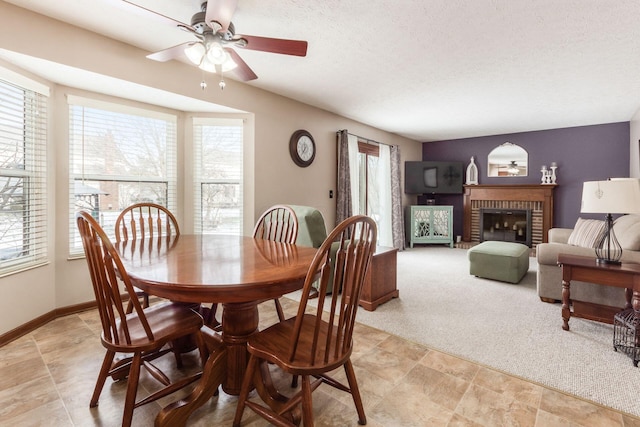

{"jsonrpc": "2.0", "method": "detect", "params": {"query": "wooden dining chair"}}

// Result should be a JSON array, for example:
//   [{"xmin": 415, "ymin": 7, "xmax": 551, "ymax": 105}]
[
  {"xmin": 77, "ymin": 211, "xmax": 208, "ymax": 427},
  {"xmin": 115, "ymin": 202, "xmax": 180, "ymax": 312},
  {"xmin": 233, "ymin": 215, "xmax": 377, "ymax": 427},
  {"xmin": 253, "ymin": 204, "xmax": 299, "ymax": 322}
]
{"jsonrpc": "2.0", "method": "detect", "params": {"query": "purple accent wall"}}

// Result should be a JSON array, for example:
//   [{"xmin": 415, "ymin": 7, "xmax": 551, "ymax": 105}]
[{"xmin": 420, "ymin": 122, "xmax": 630, "ymax": 238}]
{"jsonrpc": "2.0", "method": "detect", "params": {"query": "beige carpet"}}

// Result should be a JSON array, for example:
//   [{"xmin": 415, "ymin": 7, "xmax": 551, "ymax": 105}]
[{"xmin": 298, "ymin": 246, "xmax": 640, "ymax": 417}]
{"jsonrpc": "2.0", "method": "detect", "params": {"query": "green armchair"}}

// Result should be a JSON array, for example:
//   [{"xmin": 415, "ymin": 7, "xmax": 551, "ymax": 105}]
[{"xmin": 289, "ymin": 205, "xmax": 327, "ymax": 249}]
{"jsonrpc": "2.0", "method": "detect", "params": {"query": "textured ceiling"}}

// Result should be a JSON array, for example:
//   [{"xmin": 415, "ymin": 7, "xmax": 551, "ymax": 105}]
[{"xmin": 3, "ymin": 0, "xmax": 640, "ymax": 141}]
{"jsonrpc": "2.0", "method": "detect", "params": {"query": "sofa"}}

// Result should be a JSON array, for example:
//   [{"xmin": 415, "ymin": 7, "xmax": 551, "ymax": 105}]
[{"xmin": 536, "ymin": 214, "xmax": 640, "ymax": 307}]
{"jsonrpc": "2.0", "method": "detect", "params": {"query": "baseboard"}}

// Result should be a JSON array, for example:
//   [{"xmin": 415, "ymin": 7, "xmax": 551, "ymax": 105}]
[
  {"xmin": 0, "ymin": 300, "xmax": 97, "ymax": 347},
  {"xmin": 0, "ymin": 293, "xmax": 141, "ymax": 347}
]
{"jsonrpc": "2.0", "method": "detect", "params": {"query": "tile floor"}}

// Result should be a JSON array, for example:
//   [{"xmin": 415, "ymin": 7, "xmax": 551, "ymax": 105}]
[{"xmin": 1, "ymin": 298, "xmax": 640, "ymax": 427}]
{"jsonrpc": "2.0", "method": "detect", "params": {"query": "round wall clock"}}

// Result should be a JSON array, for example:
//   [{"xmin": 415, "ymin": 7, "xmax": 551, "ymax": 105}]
[{"xmin": 289, "ymin": 129, "xmax": 316, "ymax": 167}]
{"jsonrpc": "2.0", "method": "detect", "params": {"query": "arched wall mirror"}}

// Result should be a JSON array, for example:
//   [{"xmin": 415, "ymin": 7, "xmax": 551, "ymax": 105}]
[{"xmin": 487, "ymin": 142, "xmax": 528, "ymax": 177}]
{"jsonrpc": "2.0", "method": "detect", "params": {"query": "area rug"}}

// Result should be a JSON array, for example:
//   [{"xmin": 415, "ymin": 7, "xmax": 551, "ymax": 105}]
[{"xmin": 297, "ymin": 246, "xmax": 640, "ymax": 417}]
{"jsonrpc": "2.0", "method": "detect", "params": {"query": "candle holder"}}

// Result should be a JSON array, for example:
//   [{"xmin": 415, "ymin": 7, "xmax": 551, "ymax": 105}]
[
  {"xmin": 541, "ymin": 163, "xmax": 557, "ymax": 185},
  {"xmin": 541, "ymin": 165, "xmax": 550, "ymax": 184},
  {"xmin": 550, "ymin": 162, "xmax": 558, "ymax": 184}
]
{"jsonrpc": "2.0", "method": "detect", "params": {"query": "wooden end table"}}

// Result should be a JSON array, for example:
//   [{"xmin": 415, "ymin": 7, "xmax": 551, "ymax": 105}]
[
  {"xmin": 557, "ymin": 253, "xmax": 640, "ymax": 331},
  {"xmin": 359, "ymin": 246, "xmax": 399, "ymax": 311}
]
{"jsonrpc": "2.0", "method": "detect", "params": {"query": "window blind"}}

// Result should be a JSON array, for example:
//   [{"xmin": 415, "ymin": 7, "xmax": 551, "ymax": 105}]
[
  {"xmin": 68, "ymin": 96, "xmax": 177, "ymax": 255},
  {"xmin": 193, "ymin": 117, "xmax": 243, "ymax": 235},
  {"xmin": 0, "ymin": 79, "xmax": 48, "ymax": 275}
]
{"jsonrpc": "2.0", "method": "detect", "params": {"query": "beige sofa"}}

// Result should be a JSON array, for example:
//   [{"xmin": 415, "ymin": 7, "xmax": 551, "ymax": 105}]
[{"xmin": 536, "ymin": 214, "xmax": 640, "ymax": 307}]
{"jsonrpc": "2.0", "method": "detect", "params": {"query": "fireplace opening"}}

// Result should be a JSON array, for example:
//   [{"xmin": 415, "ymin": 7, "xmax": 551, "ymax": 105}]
[{"xmin": 480, "ymin": 208, "xmax": 532, "ymax": 247}]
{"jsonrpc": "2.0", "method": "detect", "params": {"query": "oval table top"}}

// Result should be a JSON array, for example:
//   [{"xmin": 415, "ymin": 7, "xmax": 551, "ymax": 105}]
[{"xmin": 115, "ymin": 234, "xmax": 318, "ymax": 304}]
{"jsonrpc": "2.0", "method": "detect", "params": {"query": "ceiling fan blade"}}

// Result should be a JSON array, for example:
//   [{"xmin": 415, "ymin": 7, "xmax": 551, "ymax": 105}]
[
  {"xmin": 118, "ymin": 0, "xmax": 194, "ymax": 32},
  {"xmin": 237, "ymin": 35, "xmax": 308, "ymax": 57},
  {"xmin": 225, "ymin": 49, "xmax": 258, "ymax": 81},
  {"xmin": 146, "ymin": 43, "xmax": 192, "ymax": 62},
  {"xmin": 205, "ymin": 0, "xmax": 238, "ymax": 33}
]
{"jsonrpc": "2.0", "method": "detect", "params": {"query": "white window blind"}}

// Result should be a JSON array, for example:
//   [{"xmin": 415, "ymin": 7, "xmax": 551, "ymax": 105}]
[
  {"xmin": 193, "ymin": 118, "xmax": 243, "ymax": 234},
  {"xmin": 68, "ymin": 96, "xmax": 177, "ymax": 255},
  {"xmin": 0, "ymin": 78, "xmax": 48, "ymax": 275}
]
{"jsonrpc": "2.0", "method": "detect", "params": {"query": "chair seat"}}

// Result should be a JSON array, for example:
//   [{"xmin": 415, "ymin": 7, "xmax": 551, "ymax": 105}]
[
  {"xmin": 105, "ymin": 302, "xmax": 203, "ymax": 353},
  {"xmin": 248, "ymin": 314, "xmax": 351, "ymax": 375}
]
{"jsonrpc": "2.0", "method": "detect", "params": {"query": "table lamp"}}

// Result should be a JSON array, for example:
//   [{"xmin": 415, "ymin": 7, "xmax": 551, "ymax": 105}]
[{"xmin": 581, "ymin": 179, "xmax": 640, "ymax": 264}]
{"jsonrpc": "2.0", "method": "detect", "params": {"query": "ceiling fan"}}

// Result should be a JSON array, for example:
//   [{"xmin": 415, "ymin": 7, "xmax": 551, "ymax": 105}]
[{"xmin": 122, "ymin": 0, "xmax": 308, "ymax": 88}]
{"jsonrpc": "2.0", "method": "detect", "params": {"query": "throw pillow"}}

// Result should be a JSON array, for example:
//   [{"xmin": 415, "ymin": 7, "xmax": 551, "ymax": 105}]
[
  {"xmin": 613, "ymin": 214, "xmax": 640, "ymax": 251},
  {"xmin": 567, "ymin": 218, "xmax": 605, "ymax": 248}
]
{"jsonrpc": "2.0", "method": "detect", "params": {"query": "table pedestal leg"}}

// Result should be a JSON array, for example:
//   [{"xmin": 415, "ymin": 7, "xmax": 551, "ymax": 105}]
[
  {"xmin": 155, "ymin": 327, "xmax": 227, "ymax": 427},
  {"xmin": 222, "ymin": 301, "xmax": 259, "ymax": 395}
]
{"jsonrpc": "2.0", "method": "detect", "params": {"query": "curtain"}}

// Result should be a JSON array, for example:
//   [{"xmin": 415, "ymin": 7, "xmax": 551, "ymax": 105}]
[
  {"xmin": 378, "ymin": 145, "xmax": 393, "ymax": 246},
  {"xmin": 390, "ymin": 145, "xmax": 405, "ymax": 250},
  {"xmin": 336, "ymin": 130, "xmax": 359, "ymax": 226}
]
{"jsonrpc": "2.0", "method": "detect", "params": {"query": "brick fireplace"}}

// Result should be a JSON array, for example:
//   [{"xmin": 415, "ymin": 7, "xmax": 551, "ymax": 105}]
[
  {"xmin": 480, "ymin": 208, "xmax": 532, "ymax": 247},
  {"xmin": 463, "ymin": 184, "xmax": 557, "ymax": 248}
]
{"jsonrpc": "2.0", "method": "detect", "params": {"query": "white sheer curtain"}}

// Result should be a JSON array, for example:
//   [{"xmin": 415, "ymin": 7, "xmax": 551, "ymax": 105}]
[{"xmin": 377, "ymin": 144, "xmax": 393, "ymax": 247}]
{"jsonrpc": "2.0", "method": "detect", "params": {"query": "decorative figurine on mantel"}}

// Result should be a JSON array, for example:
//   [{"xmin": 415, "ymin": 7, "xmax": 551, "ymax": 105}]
[
  {"xmin": 541, "ymin": 162, "xmax": 558, "ymax": 184},
  {"xmin": 466, "ymin": 156, "xmax": 478, "ymax": 185}
]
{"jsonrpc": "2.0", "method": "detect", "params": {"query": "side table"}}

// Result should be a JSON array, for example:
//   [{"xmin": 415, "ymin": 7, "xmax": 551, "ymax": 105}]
[{"xmin": 557, "ymin": 253, "xmax": 640, "ymax": 331}]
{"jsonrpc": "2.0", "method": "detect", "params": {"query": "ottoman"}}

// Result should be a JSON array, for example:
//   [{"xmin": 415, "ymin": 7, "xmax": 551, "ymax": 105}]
[{"xmin": 468, "ymin": 241, "xmax": 529, "ymax": 284}]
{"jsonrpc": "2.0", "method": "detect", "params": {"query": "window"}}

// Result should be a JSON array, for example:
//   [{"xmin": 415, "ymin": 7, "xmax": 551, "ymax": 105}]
[
  {"xmin": 357, "ymin": 141, "xmax": 380, "ymax": 219},
  {"xmin": 68, "ymin": 96, "xmax": 177, "ymax": 255},
  {"xmin": 357, "ymin": 140, "xmax": 392, "ymax": 246},
  {"xmin": 0, "ymin": 78, "xmax": 48, "ymax": 275},
  {"xmin": 193, "ymin": 118, "xmax": 243, "ymax": 234}
]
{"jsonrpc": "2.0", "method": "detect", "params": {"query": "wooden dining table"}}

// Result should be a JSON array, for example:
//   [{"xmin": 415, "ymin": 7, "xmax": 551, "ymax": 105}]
[{"xmin": 115, "ymin": 234, "xmax": 318, "ymax": 426}]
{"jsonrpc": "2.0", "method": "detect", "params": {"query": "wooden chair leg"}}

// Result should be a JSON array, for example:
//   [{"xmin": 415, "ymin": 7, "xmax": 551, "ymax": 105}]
[
  {"xmin": 274, "ymin": 298, "xmax": 285, "ymax": 322},
  {"xmin": 344, "ymin": 360, "xmax": 366, "ymax": 425},
  {"xmin": 142, "ymin": 292, "xmax": 150, "ymax": 308},
  {"xmin": 122, "ymin": 352, "xmax": 142, "ymax": 427},
  {"xmin": 172, "ymin": 346, "xmax": 183, "ymax": 369},
  {"xmin": 90, "ymin": 350, "xmax": 116, "ymax": 407},
  {"xmin": 233, "ymin": 355, "xmax": 259, "ymax": 427},
  {"xmin": 125, "ymin": 299, "xmax": 134, "ymax": 314},
  {"xmin": 201, "ymin": 303, "xmax": 221, "ymax": 330},
  {"xmin": 301, "ymin": 375, "xmax": 314, "ymax": 427}
]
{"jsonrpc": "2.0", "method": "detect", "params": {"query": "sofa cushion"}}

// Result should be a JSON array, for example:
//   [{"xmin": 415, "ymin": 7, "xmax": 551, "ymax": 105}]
[
  {"xmin": 613, "ymin": 214, "xmax": 640, "ymax": 251},
  {"xmin": 567, "ymin": 217, "xmax": 605, "ymax": 248}
]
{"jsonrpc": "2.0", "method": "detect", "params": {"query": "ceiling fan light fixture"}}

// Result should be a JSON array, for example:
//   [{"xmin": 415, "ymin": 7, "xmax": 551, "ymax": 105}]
[
  {"xmin": 198, "ymin": 55, "xmax": 217, "ymax": 73},
  {"xmin": 220, "ymin": 52, "xmax": 237, "ymax": 72},
  {"xmin": 198, "ymin": 52, "xmax": 236, "ymax": 74},
  {"xmin": 206, "ymin": 42, "xmax": 227, "ymax": 64},
  {"xmin": 507, "ymin": 160, "xmax": 519, "ymax": 175},
  {"xmin": 185, "ymin": 42, "xmax": 206, "ymax": 65}
]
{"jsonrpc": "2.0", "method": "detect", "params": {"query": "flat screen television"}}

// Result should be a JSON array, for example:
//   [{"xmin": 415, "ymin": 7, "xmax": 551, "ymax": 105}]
[{"xmin": 404, "ymin": 161, "xmax": 464, "ymax": 194}]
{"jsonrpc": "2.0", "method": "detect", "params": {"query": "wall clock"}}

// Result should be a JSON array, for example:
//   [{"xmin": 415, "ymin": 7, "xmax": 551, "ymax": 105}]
[{"xmin": 289, "ymin": 129, "xmax": 316, "ymax": 167}]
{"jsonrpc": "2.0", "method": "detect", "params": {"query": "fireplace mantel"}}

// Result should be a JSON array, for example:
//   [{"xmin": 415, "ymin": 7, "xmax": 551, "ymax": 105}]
[{"xmin": 463, "ymin": 184, "xmax": 557, "ymax": 245}]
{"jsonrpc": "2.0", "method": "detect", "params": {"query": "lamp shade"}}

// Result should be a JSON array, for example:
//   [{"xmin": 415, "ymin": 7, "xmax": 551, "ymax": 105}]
[{"xmin": 581, "ymin": 179, "xmax": 640, "ymax": 214}]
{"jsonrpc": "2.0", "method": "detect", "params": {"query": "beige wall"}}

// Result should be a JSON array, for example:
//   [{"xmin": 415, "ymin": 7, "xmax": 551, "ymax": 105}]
[{"xmin": 0, "ymin": 2, "xmax": 421, "ymax": 336}]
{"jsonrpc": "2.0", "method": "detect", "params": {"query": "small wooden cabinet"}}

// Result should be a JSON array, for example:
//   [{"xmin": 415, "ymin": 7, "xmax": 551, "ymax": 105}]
[
  {"xmin": 359, "ymin": 246, "xmax": 399, "ymax": 311},
  {"xmin": 406, "ymin": 205, "xmax": 453, "ymax": 248}
]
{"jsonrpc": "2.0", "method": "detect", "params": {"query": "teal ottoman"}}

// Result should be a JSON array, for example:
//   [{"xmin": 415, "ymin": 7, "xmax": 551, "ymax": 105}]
[{"xmin": 468, "ymin": 241, "xmax": 529, "ymax": 284}]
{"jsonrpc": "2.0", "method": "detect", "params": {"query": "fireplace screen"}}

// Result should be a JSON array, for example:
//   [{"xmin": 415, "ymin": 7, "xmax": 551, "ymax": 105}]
[{"xmin": 480, "ymin": 208, "xmax": 532, "ymax": 247}]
